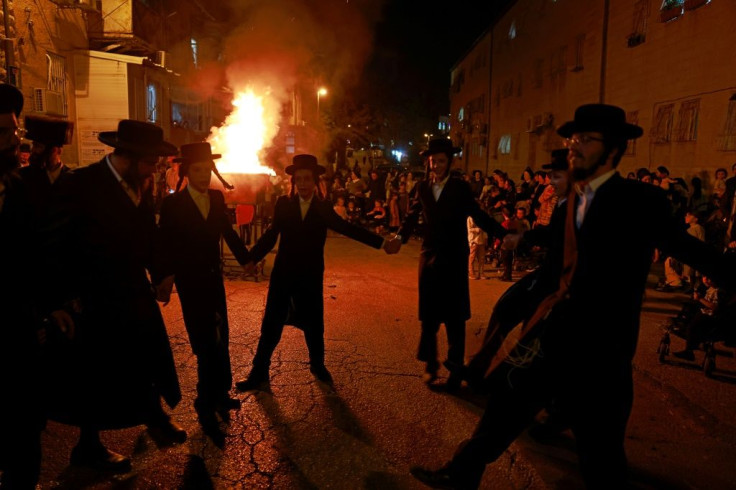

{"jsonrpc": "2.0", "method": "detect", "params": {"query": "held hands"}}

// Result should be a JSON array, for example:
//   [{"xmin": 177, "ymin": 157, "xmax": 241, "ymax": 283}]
[
  {"xmin": 383, "ymin": 235, "xmax": 402, "ymax": 255},
  {"xmin": 502, "ymin": 233, "xmax": 522, "ymax": 250},
  {"xmin": 156, "ymin": 275, "xmax": 175, "ymax": 305}
]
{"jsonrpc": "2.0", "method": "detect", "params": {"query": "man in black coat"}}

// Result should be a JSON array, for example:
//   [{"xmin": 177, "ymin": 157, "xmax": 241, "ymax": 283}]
[
  {"xmin": 19, "ymin": 114, "xmax": 74, "ymax": 225},
  {"xmin": 42, "ymin": 120, "xmax": 186, "ymax": 473},
  {"xmin": 397, "ymin": 138, "xmax": 507, "ymax": 390},
  {"xmin": 411, "ymin": 105, "xmax": 736, "ymax": 489},
  {"xmin": 0, "ymin": 83, "xmax": 49, "ymax": 490},
  {"xmin": 157, "ymin": 142, "xmax": 249, "ymax": 431},
  {"xmin": 235, "ymin": 154, "xmax": 400, "ymax": 390}
]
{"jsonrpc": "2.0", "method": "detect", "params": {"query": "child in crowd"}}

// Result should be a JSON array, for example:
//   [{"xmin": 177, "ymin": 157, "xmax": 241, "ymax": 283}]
[
  {"xmin": 673, "ymin": 276, "xmax": 723, "ymax": 361},
  {"xmin": 366, "ymin": 198, "xmax": 387, "ymax": 234},
  {"xmin": 388, "ymin": 191, "xmax": 401, "ymax": 233},
  {"xmin": 467, "ymin": 216, "xmax": 487, "ymax": 280},
  {"xmin": 333, "ymin": 196, "xmax": 348, "ymax": 220},
  {"xmin": 497, "ymin": 205, "xmax": 517, "ymax": 281},
  {"xmin": 346, "ymin": 199, "xmax": 362, "ymax": 226}
]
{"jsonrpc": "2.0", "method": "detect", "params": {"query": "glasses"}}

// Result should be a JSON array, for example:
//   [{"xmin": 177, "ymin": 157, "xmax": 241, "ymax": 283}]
[{"xmin": 564, "ymin": 134, "xmax": 605, "ymax": 147}]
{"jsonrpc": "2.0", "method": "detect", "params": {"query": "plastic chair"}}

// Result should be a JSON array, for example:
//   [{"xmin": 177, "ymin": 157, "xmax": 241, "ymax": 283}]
[{"xmin": 235, "ymin": 204, "xmax": 256, "ymax": 245}]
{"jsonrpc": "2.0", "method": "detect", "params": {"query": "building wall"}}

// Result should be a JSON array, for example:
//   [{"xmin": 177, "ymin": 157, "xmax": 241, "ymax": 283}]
[
  {"xmin": 455, "ymin": 0, "xmax": 736, "ymax": 190},
  {"xmin": 450, "ymin": 32, "xmax": 492, "ymax": 175},
  {"xmin": 606, "ymin": 0, "xmax": 736, "ymax": 186},
  {"xmin": 12, "ymin": 0, "xmax": 89, "ymax": 166}
]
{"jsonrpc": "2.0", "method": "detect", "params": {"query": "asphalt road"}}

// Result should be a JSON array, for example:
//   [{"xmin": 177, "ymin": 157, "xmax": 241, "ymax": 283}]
[{"xmin": 36, "ymin": 236, "xmax": 736, "ymax": 489}]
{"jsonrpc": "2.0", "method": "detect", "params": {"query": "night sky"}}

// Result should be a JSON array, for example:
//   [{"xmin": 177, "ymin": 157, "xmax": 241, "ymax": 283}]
[{"xmin": 359, "ymin": 0, "xmax": 512, "ymax": 133}]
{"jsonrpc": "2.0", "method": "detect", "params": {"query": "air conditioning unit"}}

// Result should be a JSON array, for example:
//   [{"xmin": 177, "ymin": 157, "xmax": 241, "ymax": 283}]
[{"xmin": 33, "ymin": 88, "xmax": 65, "ymax": 115}]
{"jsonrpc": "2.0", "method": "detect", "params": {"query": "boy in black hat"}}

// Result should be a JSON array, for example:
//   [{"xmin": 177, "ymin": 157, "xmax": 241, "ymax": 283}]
[
  {"xmin": 41, "ymin": 119, "xmax": 186, "ymax": 473},
  {"xmin": 396, "ymin": 137, "xmax": 507, "ymax": 391},
  {"xmin": 20, "ymin": 115, "xmax": 74, "ymax": 223},
  {"xmin": 412, "ymin": 105, "xmax": 736, "ymax": 489},
  {"xmin": 235, "ymin": 154, "xmax": 400, "ymax": 390},
  {"xmin": 157, "ymin": 142, "xmax": 250, "ymax": 434}
]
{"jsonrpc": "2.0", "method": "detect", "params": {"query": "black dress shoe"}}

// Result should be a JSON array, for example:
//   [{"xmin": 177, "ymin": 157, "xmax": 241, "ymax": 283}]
[
  {"xmin": 310, "ymin": 364, "xmax": 334, "ymax": 384},
  {"xmin": 235, "ymin": 371, "xmax": 269, "ymax": 392},
  {"xmin": 70, "ymin": 445, "xmax": 132, "ymax": 473},
  {"xmin": 410, "ymin": 466, "xmax": 458, "ymax": 489},
  {"xmin": 147, "ymin": 418, "xmax": 187, "ymax": 446}
]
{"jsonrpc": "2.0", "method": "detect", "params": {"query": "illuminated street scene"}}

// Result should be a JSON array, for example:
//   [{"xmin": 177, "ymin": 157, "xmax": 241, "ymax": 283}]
[{"xmin": 2, "ymin": 0, "xmax": 736, "ymax": 489}]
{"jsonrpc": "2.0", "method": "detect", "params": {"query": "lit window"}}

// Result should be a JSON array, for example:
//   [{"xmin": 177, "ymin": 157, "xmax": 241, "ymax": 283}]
[
  {"xmin": 191, "ymin": 38, "xmax": 199, "ymax": 68},
  {"xmin": 147, "ymin": 83, "xmax": 159, "ymax": 123},
  {"xmin": 675, "ymin": 99, "xmax": 700, "ymax": 142},
  {"xmin": 508, "ymin": 21, "xmax": 516, "ymax": 40},
  {"xmin": 458, "ymin": 107, "xmax": 464, "ymax": 122},
  {"xmin": 498, "ymin": 135, "xmax": 511, "ymax": 155}
]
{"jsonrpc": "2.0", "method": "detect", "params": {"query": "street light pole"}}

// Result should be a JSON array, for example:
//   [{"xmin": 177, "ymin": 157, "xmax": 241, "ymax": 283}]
[{"xmin": 317, "ymin": 87, "xmax": 327, "ymax": 120}]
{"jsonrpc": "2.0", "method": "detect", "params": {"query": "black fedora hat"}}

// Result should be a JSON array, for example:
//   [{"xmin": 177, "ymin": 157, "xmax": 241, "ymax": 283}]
[
  {"xmin": 174, "ymin": 142, "xmax": 221, "ymax": 164},
  {"xmin": 421, "ymin": 137, "xmax": 461, "ymax": 158},
  {"xmin": 0, "ymin": 83, "xmax": 23, "ymax": 117},
  {"xmin": 285, "ymin": 154, "xmax": 326, "ymax": 176},
  {"xmin": 98, "ymin": 119, "xmax": 177, "ymax": 156},
  {"xmin": 541, "ymin": 148, "xmax": 569, "ymax": 171},
  {"xmin": 557, "ymin": 104, "xmax": 643, "ymax": 140},
  {"xmin": 24, "ymin": 115, "xmax": 74, "ymax": 146}
]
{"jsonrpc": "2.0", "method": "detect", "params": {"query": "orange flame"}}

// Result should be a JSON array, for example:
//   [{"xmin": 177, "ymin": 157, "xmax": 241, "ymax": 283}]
[{"xmin": 207, "ymin": 87, "xmax": 277, "ymax": 175}]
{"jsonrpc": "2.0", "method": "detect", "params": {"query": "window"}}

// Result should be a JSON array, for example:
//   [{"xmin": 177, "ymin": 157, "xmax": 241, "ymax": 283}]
[
  {"xmin": 628, "ymin": 0, "xmax": 649, "ymax": 47},
  {"xmin": 718, "ymin": 94, "xmax": 736, "ymax": 151},
  {"xmin": 651, "ymin": 103, "xmax": 674, "ymax": 143},
  {"xmin": 625, "ymin": 111, "xmax": 639, "ymax": 155},
  {"xmin": 675, "ymin": 99, "xmax": 700, "ymax": 141},
  {"xmin": 45, "ymin": 53, "xmax": 67, "ymax": 116},
  {"xmin": 190, "ymin": 38, "xmax": 199, "ymax": 68},
  {"xmin": 147, "ymin": 83, "xmax": 160, "ymax": 123},
  {"xmin": 508, "ymin": 21, "xmax": 517, "ymax": 40},
  {"xmin": 549, "ymin": 45, "xmax": 567, "ymax": 92},
  {"xmin": 498, "ymin": 134, "xmax": 511, "ymax": 155}
]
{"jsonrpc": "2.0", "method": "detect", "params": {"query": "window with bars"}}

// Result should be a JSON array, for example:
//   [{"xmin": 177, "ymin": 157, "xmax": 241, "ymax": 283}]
[
  {"xmin": 572, "ymin": 34, "xmax": 585, "ymax": 71},
  {"xmin": 717, "ymin": 95, "xmax": 736, "ymax": 151},
  {"xmin": 651, "ymin": 104, "xmax": 674, "ymax": 143},
  {"xmin": 147, "ymin": 83, "xmax": 160, "ymax": 123},
  {"xmin": 43, "ymin": 53, "xmax": 67, "ymax": 115},
  {"xmin": 498, "ymin": 134, "xmax": 512, "ymax": 155},
  {"xmin": 674, "ymin": 99, "xmax": 699, "ymax": 141}
]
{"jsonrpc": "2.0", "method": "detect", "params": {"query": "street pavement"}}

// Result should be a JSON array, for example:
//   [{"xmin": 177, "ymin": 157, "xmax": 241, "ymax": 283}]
[{"xmin": 36, "ymin": 236, "xmax": 736, "ymax": 489}]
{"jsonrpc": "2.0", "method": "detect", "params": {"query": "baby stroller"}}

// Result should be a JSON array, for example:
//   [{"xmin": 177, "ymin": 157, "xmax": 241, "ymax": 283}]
[{"xmin": 657, "ymin": 288, "xmax": 736, "ymax": 377}]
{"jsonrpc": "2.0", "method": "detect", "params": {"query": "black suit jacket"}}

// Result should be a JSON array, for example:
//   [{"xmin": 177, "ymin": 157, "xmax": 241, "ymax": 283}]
[
  {"xmin": 19, "ymin": 163, "xmax": 69, "ymax": 224},
  {"xmin": 249, "ymin": 194, "xmax": 384, "ymax": 326},
  {"xmin": 543, "ymin": 174, "xmax": 735, "ymax": 369},
  {"xmin": 398, "ymin": 177, "xmax": 507, "ymax": 322},
  {"xmin": 40, "ymin": 157, "xmax": 181, "ymax": 428}
]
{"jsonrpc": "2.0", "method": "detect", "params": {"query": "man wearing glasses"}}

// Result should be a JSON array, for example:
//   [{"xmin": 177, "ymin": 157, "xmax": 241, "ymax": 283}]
[{"xmin": 411, "ymin": 104, "xmax": 736, "ymax": 489}]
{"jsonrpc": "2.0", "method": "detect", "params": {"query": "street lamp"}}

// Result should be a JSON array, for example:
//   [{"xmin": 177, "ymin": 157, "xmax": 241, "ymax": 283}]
[
  {"xmin": 317, "ymin": 87, "xmax": 327, "ymax": 119},
  {"xmin": 424, "ymin": 133, "xmax": 433, "ymax": 145}
]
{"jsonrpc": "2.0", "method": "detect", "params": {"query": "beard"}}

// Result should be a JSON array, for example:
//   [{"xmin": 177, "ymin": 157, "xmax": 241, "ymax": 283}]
[
  {"xmin": 571, "ymin": 151, "xmax": 608, "ymax": 182},
  {"xmin": 121, "ymin": 162, "xmax": 142, "ymax": 189}
]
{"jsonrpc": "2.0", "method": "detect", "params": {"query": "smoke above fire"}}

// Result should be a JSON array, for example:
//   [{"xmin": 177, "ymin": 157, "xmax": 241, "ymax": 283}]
[{"xmin": 201, "ymin": 0, "xmax": 384, "ymax": 174}]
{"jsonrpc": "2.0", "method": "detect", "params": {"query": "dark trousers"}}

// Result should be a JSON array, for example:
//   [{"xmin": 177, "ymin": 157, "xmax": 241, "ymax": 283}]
[
  {"xmin": 252, "ymin": 283, "xmax": 325, "ymax": 371},
  {"xmin": 417, "ymin": 320, "xmax": 465, "ymax": 371},
  {"xmin": 500, "ymin": 249, "xmax": 513, "ymax": 280},
  {"xmin": 447, "ymin": 351, "xmax": 632, "ymax": 489},
  {"xmin": 178, "ymin": 276, "xmax": 232, "ymax": 407},
  {"xmin": 0, "ymin": 415, "xmax": 42, "ymax": 490}
]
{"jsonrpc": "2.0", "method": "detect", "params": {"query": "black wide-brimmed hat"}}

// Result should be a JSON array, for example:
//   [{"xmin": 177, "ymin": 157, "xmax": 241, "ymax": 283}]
[
  {"xmin": 285, "ymin": 154, "xmax": 326, "ymax": 176},
  {"xmin": 0, "ymin": 83, "xmax": 23, "ymax": 117},
  {"xmin": 174, "ymin": 142, "xmax": 221, "ymax": 164},
  {"xmin": 557, "ymin": 104, "xmax": 643, "ymax": 140},
  {"xmin": 421, "ymin": 137, "xmax": 461, "ymax": 158},
  {"xmin": 24, "ymin": 115, "xmax": 74, "ymax": 146},
  {"xmin": 98, "ymin": 119, "xmax": 177, "ymax": 156},
  {"xmin": 541, "ymin": 148, "xmax": 569, "ymax": 171}
]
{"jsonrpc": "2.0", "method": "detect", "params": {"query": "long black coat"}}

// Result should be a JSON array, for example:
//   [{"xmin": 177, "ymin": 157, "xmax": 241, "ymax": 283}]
[
  {"xmin": 157, "ymin": 188, "xmax": 249, "ymax": 351},
  {"xmin": 40, "ymin": 158, "xmax": 181, "ymax": 429},
  {"xmin": 398, "ymin": 177, "xmax": 507, "ymax": 323},
  {"xmin": 249, "ymin": 194, "xmax": 384, "ymax": 328}
]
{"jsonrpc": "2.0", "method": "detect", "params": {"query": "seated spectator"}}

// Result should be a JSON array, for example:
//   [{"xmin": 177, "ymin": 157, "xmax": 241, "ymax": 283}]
[
  {"xmin": 346, "ymin": 198, "xmax": 362, "ymax": 226},
  {"xmin": 672, "ymin": 276, "xmax": 725, "ymax": 361},
  {"xmin": 366, "ymin": 198, "xmax": 387, "ymax": 234},
  {"xmin": 713, "ymin": 167, "xmax": 727, "ymax": 200},
  {"xmin": 333, "ymin": 196, "xmax": 348, "ymax": 220}
]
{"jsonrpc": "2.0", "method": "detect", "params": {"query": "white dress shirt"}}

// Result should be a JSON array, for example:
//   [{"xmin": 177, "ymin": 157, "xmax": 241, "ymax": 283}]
[
  {"xmin": 432, "ymin": 175, "xmax": 449, "ymax": 201},
  {"xmin": 187, "ymin": 185, "xmax": 211, "ymax": 219},
  {"xmin": 575, "ymin": 169, "xmax": 616, "ymax": 228},
  {"xmin": 106, "ymin": 155, "xmax": 140, "ymax": 206}
]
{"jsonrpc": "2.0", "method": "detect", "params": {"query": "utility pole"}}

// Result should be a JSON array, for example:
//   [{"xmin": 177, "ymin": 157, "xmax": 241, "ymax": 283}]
[{"xmin": 1, "ymin": 0, "xmax": 16, "ymax": 85}]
